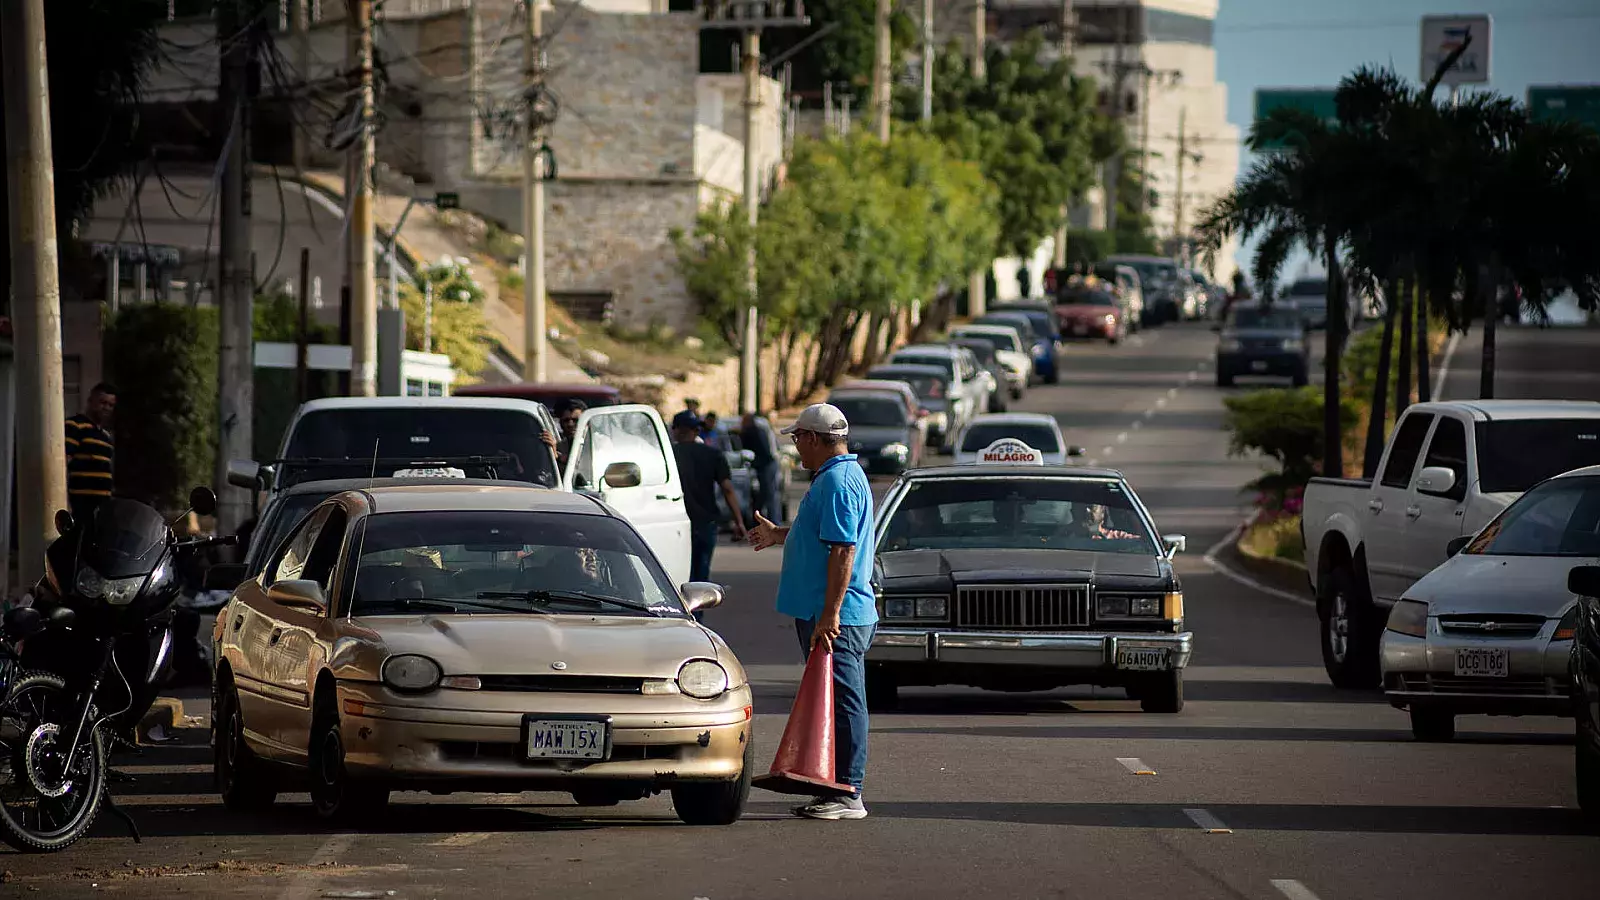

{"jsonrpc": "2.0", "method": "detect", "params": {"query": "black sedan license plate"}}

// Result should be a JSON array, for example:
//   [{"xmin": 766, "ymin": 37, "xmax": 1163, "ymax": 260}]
[{"xmin": 1116, "ymin": 647, "xmax": 1169, "ymax": 671}]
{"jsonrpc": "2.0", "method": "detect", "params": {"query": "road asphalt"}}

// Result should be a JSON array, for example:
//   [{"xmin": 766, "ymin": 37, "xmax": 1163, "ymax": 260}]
[{"xmin": 5, "ymin": 320, "xmax": 1599, "ymax": 899}]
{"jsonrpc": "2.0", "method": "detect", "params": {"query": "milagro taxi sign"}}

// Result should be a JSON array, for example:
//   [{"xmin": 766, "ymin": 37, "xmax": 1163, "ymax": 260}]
[{"xmin": 978, "ymin": 439, "xmax": 1044, "ymax": 466}]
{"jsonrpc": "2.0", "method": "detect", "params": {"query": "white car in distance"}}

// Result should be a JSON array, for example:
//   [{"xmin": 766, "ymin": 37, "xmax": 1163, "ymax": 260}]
[{"xmin": 949, "ymin": 324, "xmax": 1033, "ymax": 399}]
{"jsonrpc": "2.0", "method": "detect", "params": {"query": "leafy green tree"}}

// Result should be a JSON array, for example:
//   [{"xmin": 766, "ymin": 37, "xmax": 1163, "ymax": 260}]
[
  {"xmin": 913, "ymin": 33, "xmax": 1102, "ymax": 260},
  {"xmin": 398, "ymin": 257, "xmax": 491, "ymax": 378}
]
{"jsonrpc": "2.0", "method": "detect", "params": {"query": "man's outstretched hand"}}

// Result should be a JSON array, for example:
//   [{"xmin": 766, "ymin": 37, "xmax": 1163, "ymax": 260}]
[{"xmin": 748, "ymin": 511, "xmax": 783, "ymax": 551}]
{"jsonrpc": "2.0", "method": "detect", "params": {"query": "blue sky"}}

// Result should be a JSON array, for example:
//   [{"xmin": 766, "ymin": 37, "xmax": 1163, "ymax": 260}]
[{"xmin": 1212, "ymin": 0, "xmax": 1600, "ymax": 278}]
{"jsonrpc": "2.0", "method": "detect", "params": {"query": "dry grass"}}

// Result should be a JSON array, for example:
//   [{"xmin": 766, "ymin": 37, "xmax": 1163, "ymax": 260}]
[{"xmin": 1240, "ymin": 513, "xmax": 1307, "ymax": 564}]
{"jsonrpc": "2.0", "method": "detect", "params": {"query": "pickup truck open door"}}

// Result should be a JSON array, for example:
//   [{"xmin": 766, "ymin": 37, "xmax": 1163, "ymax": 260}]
[{"xmin": 560, "ymin": 404, "xmax": 692, "ymax": 587}]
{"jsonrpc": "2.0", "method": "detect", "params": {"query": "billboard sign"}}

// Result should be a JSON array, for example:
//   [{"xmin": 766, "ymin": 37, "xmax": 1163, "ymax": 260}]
[
  {"xmin": 1252, "ymin": 89, "xmax": 1338, "ymax": 152},
  {"xmin": 1421, "ymin": 15, "xmax": 1492, "ymax": 86},
  {"xmin": 1528, "ymin": 85, "xmax": 1600, "ymax": 136}
]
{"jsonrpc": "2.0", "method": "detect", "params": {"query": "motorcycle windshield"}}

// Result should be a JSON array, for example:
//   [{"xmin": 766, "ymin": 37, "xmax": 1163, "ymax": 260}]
[{"xmin": 77, "ymin": 499, "xmax": 169, "ymax": 579}]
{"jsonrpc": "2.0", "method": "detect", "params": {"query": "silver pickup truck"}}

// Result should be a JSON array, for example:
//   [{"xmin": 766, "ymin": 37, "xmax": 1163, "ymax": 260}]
[{"xmin": 1302, "ymin": 400, "xmax": 1600, "ymax": 689}]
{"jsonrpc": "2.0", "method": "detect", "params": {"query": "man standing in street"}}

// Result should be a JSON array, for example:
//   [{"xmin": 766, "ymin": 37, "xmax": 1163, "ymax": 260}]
[
  {"xmin": 670, "ymin": 411, "xmax": 746, "ymax": 616},
  {"xmin": 741, "ymin": 411, "xmax": 783, "ymax": 524},
  {"xmin": 65, "ymin": 383, "xmax": 117, "ymax": 522},
  {"xmin": 748, "ymin": 403, "xmax": 877, "ymax": 821}
]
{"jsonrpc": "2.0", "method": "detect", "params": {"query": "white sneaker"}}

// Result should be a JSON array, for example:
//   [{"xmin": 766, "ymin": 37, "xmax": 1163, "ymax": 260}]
[{"xmin": 794, "ymin": 796, "xmax": 868, "ymax": 820}]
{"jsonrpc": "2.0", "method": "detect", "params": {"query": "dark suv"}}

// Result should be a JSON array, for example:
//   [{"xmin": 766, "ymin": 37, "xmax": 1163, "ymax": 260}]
[{"xmin": 1214, "ymin": 303, "xmax": 1309, "ymax": 387}]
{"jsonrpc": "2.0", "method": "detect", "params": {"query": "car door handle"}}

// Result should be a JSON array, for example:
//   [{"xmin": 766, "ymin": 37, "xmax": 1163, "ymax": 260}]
[
  {"xmin": 1405, "ymin": 505, "xmax": 1422, "ymax": 519},
  {"xmin": 1368, "ymin": 499, "xmax": 1384, "ymax": 513},
  {"xmin": 269, "ymin": 629, "xmax": 283, "ymax": 645}
]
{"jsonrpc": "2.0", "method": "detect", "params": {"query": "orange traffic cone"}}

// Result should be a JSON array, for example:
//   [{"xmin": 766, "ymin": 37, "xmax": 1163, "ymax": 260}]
[{"xmin": 752, "ymin": 648, "xmax": 855, "ymax": 798}]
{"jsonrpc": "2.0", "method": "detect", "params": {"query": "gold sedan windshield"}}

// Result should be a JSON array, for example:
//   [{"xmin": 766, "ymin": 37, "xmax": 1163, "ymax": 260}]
[{"xmin": 343, "ymin": 511, "xmax": 684, "ymax": 617}]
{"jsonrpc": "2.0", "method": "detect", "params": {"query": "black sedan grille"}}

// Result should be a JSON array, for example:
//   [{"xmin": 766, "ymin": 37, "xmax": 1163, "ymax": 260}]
[{"xmin": 955, "ymin": 584, "xmax": 1091, "ymax": 629}]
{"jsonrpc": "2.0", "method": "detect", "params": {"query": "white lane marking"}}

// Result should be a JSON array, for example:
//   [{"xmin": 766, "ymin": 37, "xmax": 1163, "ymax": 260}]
[
  {"xmin": 1187, "ymin": 371, "xmax": 1198, "ymax": 382},
  {"xmin": 1116, "ymin": 432, "xmax": 1128, "ymax": 444},
  {"xmin": 1183, "ymin": 808, "xmax": 1233, "ymax": 834},
  {"xmin": 432, "ymin": 832, "xmax": 493, "ymax": 847},
  {"xmin": 1087, "ymin": 458, "xmax": 1100, "ymax": 467},
  {"xmin": 1431, "ymin": 329, "xmax": 1463, "ymax": 400},
  {"xmin": 1167, "ymin": 387, "xmax": 1178, "ymax": 397},
  {"xmin": 1116, "ymin": 757, "xmax": 1156, "ymax": 775},
  {"xmin": 1142, "ymin": 409, "xmax": 1155, "ymax": 419},
  {"xmin": 1202, "ymin": 521, "xmax": 1317, "ymax": 609},
  {"xmin": 275, "ymin": 833, "xmax": 357, "ymax": 900},
  {"xmin": 1131, "ymin": 420, "xmax": 1142, "ymax": 430},
  {"xmin": 1101, "ymin": 446, "xmax": 1114, "ymax": 457},
  {"xmin": 1155, "ymin": 397, "xmax": 1168, "ymax": 408},
  {"xmin": 1271, "ymin": 880, "xmax": 1323, "ymax": 900}
]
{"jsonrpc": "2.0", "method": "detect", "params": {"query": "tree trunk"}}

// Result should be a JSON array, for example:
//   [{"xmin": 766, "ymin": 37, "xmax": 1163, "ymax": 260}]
[
  {"xmin": 1414, "ymin": 280, "xmax": 1431, "ymax": 403},
  {"xmin": 1395, "ymin": 278, "xmax": 1413, "ymax": 419},
  {"xmin": 1362, "ymin": 277, "xmax": 1400, "ymax": 477},
  {"xmin": 1321, "ymin": 247, "xmax": 1345, "ymax": 478},
  {"xmin": 1480, "ymin": 260, "xmax": 1497, "ymax": 399}
]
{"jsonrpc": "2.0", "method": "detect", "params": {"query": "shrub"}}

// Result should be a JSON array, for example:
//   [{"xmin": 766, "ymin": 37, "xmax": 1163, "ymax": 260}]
[
  {"xmin": 1222, "ymin": 386, "xmax": 1359, "ymax": 490},
  {"xmin": 103, "ymin": 304, "xmax": 218, "ymax": 510}
]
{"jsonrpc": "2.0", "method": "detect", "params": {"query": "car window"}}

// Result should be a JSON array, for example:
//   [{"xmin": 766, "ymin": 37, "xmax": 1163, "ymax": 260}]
[
  {"xmin": 1380, "ymin": 413, "xmax": 1435, "ymax": 489},
  {"xmin": 1230, "ymin": 308, "xmax": 1302, "ymax": 330},
  {"xmin": 1420, "ymin": 418, "xmax": 1469, "ymax": 501},
  {"xmin": 343, "ymin": 510, "xmax": 685, "ymax": 618},
  {"xmin": 248, "ymin": 491, "xmax": 336, "ymax": 576},
  {"xmin": 573, "ymin": 410, "xmax": 671, "ymax": 489},
  {"xmin": 1465, "ymin": 476, "xmax": 1600, "ymax": 557},
  {"xmin": 269, "ymin": 505, "xmax": 332, "ymax": 585},
  {"xmin": 959, "ymin": 422, "xmax": 1061, "ymax": 453},
  {"xmin": 829, "ymin": 396, "xmax": 909, "ymax": 428},
  {"xmin": 892, "ymin": 354, "xmax": 956, "ymax": 380},
  {"xmin": 1475, "ymin": 418, "xmax": 1600, "ymax": 493},
  {"xmin": 880, "ymin": 478, "xmax": 1155, "ymax": 554}
]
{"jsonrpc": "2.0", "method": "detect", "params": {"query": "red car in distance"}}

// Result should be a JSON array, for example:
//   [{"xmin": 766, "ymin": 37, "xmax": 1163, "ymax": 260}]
[{"xmin": 1055, "ymin": 283, "xmax": 1127, "ymax": 345}]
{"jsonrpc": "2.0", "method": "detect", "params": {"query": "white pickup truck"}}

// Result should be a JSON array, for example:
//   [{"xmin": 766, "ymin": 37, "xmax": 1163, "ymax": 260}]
[
  {"xmin": 227, "ymin": 396, "xmax": 693, "ymax": 587},
  {"xmin": 1302, "ymin": 400, "xmax": 1600, "ymax": 688}
]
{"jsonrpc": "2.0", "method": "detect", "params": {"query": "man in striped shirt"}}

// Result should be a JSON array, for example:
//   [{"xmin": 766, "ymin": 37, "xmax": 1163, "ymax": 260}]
[{"xmin": 65, "ymin": 383, "xmax": 117, "ymax": 520}]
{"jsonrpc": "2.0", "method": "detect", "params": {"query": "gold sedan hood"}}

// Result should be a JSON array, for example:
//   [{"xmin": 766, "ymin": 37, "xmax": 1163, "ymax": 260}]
[{"xmin": 331, "ymin": 614, "xmax": 733, "ymax": 682}]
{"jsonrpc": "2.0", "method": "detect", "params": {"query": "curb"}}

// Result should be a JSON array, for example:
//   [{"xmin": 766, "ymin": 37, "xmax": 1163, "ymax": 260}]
[
  {"xmin": 139, "ymin": 696, "xmax": 204, "ymax": 740},
  {"xmin": 1201, "ymin": 513, "xmax": 1317, "ymax": 609}
]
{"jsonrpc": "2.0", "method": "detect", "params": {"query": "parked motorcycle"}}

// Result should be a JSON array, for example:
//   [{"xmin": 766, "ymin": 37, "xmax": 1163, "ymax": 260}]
[{"xmin": 0, "ymin": 487, "xmax": 236, "ymax": 852}]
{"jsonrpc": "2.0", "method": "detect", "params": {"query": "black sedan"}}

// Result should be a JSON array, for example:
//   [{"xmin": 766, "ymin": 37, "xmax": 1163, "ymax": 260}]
[{"xmin": 1214, "ymin": 303, "xmax": 1310, "ymax": 387}]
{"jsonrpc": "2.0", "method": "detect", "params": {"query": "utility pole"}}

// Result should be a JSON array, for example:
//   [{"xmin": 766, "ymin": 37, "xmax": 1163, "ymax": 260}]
[
  {"xmin": 919, "ymin": 0, "xmax": 933, "ymax": 121},
  {"xmin": 968, "ymin": 0, "xmax": 987, "ymax": 316},
  {"xmin": 216, "ymin": 0, "xmax": 259, "ymax": 535},
  {"xmin": 872, "ymin": 0, "xmax": 891, "ymax": 143},
  {"xmin": 2, "ymin": 0, "xmax": 67, "ymax": 588},
  {"xmin": 1169, "ymin": 107, "xmax": 1203, "ymax": 263},
  {"xmin": 523, "ymin": 0, "xmax": 549, "ymax": 383},
  {"xmin": 291, "ymin": 0, "xmax": 310, "ymax": 172},
  {"xmin": 1051, "ymin": 0, "xmax": 1075, "ymax": 271},
  {"xmin": 347, "ymin": 0, "xmax": 378, "ymax": 397},
  {"xmin": 1103, "ymin": 11, "xmax": 1129, "ymax": 234},
  {"xmin": 702, "ymin": 1, "xmax": 809, "ymax": 414}
]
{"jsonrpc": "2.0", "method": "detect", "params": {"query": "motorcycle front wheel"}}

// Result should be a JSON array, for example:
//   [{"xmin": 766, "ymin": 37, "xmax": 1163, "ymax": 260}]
[{"xmin": 0, "ymin": 671, "xmax": 108, "ymax": 853}]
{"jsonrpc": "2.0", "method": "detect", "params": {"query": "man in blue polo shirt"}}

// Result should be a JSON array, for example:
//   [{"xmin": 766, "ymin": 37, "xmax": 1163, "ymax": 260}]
[{"xmin": 748, "ymin": 402, "xmax": 878, "ymax": 821}]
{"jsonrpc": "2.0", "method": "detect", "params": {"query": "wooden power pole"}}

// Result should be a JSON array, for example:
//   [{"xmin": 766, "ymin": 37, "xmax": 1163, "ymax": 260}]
[
  {"xmin": 1052, "ymin": 0, "xmax": 1074, "ymax": 271},
  {"xmin": 968, "ymin": 0, "xmax": 987, "ymax": 315},
  {"xmin": 1, "ymin": 0, "xmax": 67, "ymax": 588},
  {"xmin": 216, "ymin": 0, "xmax": 259, "ymax": 535},
  {"xmin": 523, "ymin": 0, "xmax": 549, "ymax": 383},
  {"xmin": 347, "ymin": 0, "xmax": 378, "ymax": 397},
  {"xmin": 872, "ymin": 0, "xmax": 891, "ymax": 143}
]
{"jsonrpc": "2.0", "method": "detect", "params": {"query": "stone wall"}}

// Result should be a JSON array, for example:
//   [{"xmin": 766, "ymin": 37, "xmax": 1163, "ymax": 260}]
[{"xmin": 545, "ymin": 180, "xmax": 701, "ymax": 331}]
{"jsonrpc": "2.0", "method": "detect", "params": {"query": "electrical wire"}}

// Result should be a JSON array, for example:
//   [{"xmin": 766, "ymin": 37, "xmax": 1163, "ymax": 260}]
[{"xmin": 255, "ymin": 160, "xmax": 292, "ymax": 294}]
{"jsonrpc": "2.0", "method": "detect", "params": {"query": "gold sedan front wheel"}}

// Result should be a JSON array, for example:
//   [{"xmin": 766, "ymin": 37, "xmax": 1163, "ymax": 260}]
[{"xmin": 670, "ymin": 732, "xmax": 753, "ymax": 826}]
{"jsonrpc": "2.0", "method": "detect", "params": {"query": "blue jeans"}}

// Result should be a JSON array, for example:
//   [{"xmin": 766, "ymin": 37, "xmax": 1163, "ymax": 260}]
[
  {"xmin": 794, "ymin": 618, "xmax": 877, "ymax": 797},
  {"xmin": 689, "ymin": 519, "xmax": 719, "ymax": 622},
  {"xmin": 755, "ymin": 460, "xmax": 783, "ymax": 524}
]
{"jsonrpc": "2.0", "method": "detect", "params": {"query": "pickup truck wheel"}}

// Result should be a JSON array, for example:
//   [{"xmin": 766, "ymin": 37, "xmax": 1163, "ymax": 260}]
[
  {"xmin": 866, "ymin": 666, "xmax": 899, "ymax": 712},
  {"xmin": 1320, "ymin": 566, "xmax": 1381, "ymax": 689},
  {"xmin": 1138, "ymin": 671, "xmax": 1184, "ymax": 713},
  {"xmin": 1410, "ymin": 707, "xmax": 1456, "ymax": 742}
]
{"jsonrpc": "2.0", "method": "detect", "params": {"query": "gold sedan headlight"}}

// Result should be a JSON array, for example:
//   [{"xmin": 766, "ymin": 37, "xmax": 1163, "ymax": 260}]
[{"xmin": 677, "ymin": 659, "xmax": 729, "ymax": 699}]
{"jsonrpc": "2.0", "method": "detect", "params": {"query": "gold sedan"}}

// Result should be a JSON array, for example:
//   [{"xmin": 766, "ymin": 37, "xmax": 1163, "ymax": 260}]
[{"xmin": 208, "ymin": 483, "xmax": 753, "ymax": 825}]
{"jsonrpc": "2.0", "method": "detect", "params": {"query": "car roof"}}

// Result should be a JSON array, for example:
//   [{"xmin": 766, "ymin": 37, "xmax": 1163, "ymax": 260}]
[
  {"xmin": 1410, "ymin": 400, "xmax": 1600, "ymax": 421},
  {"xmin": 989, "ymin": 301, "xmax": 1052, "ymax": 312},
  {"xmin": 297, "ymin": 396, "xmax": 545, "ymax": 413},
  {"xmin": 952, "ymin": 323, "xmax": 1018, "ymax": 335},
  {"xmin": 903, "ymin": 464, "xmax": 1125, "ymax": 480},
  {"xmin": 829, "ymin": 388, "xmax": 911, "ymax": 403},
  {"xmin": 356, "ymin": 483, "xmax": 606, "ymax": 514},
  {"xmin": 278, "ymin": 476, "xmax": 524, "ymax": 497},
  {"xmin": 965, "ymin": 412, "xmax": 1061, "ymax": 428},
  {"xmin": 453, "ymin": 382, "xmax": 621, "ymax": 400},
  {"xmin": 834, "ymin": 380, "xmax": 918, "ymax": 396},
  {"xmin": 1555, "ymin": 465, "xmax": 1600, "ymax": 480},
  {"xmin": 894, "ymin": 344, "xmax": 960, "ymax": 357},
  {"xmin": 869, "ymin": 363, "xmax": 948, "ymax": 376}
]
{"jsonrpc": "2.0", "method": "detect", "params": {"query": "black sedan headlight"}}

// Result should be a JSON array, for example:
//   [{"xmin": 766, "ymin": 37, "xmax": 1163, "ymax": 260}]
[
  {"xmin": 1096, "ymin": 592, "xmax": 1180, "ymax": 620},
  {"xmin": 882, "ymin": 596, "xmax": 948, "ymax": 622}
]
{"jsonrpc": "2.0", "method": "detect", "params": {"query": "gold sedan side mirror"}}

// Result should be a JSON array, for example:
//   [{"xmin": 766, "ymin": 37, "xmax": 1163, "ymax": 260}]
[{"xmin": 681, "ymin": 582, "xmax": 724, "ymax": 613}]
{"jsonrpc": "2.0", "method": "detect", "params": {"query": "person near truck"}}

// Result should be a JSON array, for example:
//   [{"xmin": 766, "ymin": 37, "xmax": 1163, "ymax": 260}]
[
  {"xmin": 741, "ymin": 411, "xmax": 784, "ymax": 525},
  {"xmin": 670, "ymin": 411, "xmax": 746, "ymax": 613},
  {"xmin": 65, "ymin": 383, "xmax": 117, "ymax": 522},
  {"xmin": 748, "ymin": 402, "xmax": 878, "ymax": 821}
]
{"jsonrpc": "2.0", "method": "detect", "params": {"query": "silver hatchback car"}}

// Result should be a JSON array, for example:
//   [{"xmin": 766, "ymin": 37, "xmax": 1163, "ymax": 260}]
[{"xmin": 1380, "ymin": 466, "xmax": 1599, "ymax": 741}]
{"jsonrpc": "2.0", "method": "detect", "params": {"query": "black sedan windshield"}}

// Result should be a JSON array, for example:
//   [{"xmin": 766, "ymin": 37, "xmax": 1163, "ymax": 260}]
[
  {"xmin": 1464, "ymin": 476, "xmax": 1600, "ymax": 557},
  {"xmin": 881, "ymin": 478, "xmax": 1156, "ymax": 553},
  {"xmin": 344, "ymin": 511, "xmax": 684, "ymax": 617},
  {"xmin": 1230, "ymin": 308, "xmax": 1303, "ymax": 330}
]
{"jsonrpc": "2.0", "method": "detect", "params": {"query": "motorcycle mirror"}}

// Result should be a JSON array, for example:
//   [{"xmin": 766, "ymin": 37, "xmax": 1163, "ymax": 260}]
[
  {"xmin": 53, "ymin": 509, "xmax": 73, "ymax": 536},
  {"xmin": 188, "ymin": 486, "xmax": 218, "ymax": 517}
]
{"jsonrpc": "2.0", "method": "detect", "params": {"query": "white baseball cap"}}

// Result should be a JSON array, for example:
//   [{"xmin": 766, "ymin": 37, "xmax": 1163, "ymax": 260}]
[{"xmin": 780, "ymin": 403, "xmax": 850, "ymax": 437}]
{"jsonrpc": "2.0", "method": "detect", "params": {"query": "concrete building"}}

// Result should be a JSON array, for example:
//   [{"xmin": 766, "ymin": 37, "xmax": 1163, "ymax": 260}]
[
  {"xmin": 932, "ymin": 0, "xmax": 1241, "ymax": 282},
  {"xmin": 107, "ymin": 0, "xmax": 783, "ymax": 339}
]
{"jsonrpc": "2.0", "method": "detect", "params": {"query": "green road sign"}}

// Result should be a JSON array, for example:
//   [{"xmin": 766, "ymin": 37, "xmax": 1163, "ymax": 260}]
[
  {"xmin": 1528, "ymin": 85, "xmax": 1600, "ymax": 135},
  {"xmin": 1252, "ymin": 88, "xmax": 1338, "ymax": 152},
  {"xmin": 435, "ymin": 192, "xmax": 460, "ymax": 210}
]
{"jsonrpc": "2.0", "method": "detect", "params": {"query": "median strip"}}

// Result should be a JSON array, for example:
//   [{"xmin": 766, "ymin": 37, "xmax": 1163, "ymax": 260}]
[{"xmin": 1271, "ymin": 879, "xmax": 1322, "ymax": 900}]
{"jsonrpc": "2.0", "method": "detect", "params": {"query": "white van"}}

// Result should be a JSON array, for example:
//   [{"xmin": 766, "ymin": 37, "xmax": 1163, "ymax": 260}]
[{"xmin": 228, "ymin": 396, "xmax": 692, "ymax": 587}]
